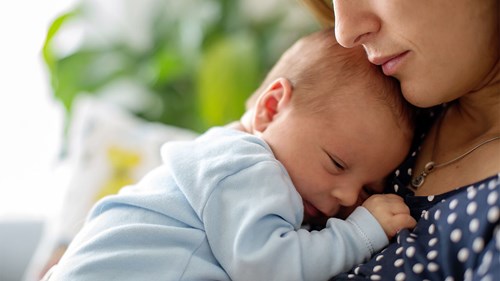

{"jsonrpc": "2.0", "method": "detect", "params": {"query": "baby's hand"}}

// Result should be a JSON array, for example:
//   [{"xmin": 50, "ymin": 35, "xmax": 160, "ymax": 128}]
[{"xmin": 362, "ymin": 194, "xmax": 416, "ymax": 239}]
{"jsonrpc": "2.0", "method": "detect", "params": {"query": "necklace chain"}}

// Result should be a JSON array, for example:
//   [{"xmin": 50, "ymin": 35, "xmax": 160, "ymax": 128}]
[{"xmin": 411, "ymin": 108, "xmax": 500, "ymax": 189}]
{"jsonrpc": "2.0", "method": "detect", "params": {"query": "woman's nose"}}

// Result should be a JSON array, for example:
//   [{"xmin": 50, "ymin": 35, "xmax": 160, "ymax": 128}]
[{"xmin": 332, "ymin": 0, "xmax": 380, "ymax": 48}]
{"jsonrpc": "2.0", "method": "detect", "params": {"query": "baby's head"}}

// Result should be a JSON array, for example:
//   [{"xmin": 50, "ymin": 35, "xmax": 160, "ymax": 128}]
[
  {"xmin": 246, "ymin": 28, "xmax": 412, "ymax": 126},
  {"xmin": 247, "ymin": 29, "xmax": 415, "ymax": 224}
]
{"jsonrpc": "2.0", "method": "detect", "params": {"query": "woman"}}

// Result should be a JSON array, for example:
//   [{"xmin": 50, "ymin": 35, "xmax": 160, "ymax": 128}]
[{"xmin": 302, "ymin": 1, "xmax": 499, "ymax": 280}]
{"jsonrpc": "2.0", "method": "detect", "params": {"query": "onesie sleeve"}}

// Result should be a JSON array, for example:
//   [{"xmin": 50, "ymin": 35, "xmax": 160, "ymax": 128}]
[
  {"xmin": 342, "ymin": 207, "xmax": 389, "ymax": 258},
  {"xmin": 203, "ymin": 160, "xmax": 389, "ymax": 281}
]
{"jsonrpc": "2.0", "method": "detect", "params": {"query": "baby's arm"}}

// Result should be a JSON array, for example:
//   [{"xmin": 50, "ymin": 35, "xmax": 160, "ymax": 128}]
[
  {"xmin": 203, "ymin": 161, "xmax": 399, "ymax": 281},
  {"xmin": 362, "ymin": 194, "xmax": 417, "ymax": 239}
]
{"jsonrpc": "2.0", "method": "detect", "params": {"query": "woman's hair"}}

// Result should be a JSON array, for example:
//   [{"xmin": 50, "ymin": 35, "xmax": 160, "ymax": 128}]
[
  {"xmin": 301, "ymin": 0, "xmax": 335, "ymax": 27},
  {"xmin": 248, "ymin": 28, "xmax": 415, "ymax": 131}
]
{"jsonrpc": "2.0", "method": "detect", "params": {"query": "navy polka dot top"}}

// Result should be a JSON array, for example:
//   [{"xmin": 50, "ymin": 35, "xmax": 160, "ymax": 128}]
[{"xmin": 332, "ymin": 106, "xmax": 500, "ymax": 281}]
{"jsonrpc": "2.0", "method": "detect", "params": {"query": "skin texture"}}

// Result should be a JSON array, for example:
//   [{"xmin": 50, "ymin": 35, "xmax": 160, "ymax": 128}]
[
  {"xmin": 233, "ymin": 29, "xmax": 417, "ymax": 236},
  {"xmin": 247, "ymin": 77, "xmax": 415, "ymax": 238},
  {"xmin": 328, "ymin": 0, "xmax": 500, "ymax": 196},
  {"xmin": 332, "ymin": 0, "xmax": 499, "ymax": 108}
]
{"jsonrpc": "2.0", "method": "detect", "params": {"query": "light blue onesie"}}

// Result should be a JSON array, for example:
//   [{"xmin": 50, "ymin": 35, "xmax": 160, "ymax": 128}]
[{"xmin": 48, "ymin": 127, "xmax": 388, "ymax": 281}]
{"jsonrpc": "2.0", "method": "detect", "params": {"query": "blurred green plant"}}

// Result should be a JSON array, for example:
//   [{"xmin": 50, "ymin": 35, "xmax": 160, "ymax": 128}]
[{"xmin": 43, "ymin": 0, "xmax": 318, "ymax": 133}]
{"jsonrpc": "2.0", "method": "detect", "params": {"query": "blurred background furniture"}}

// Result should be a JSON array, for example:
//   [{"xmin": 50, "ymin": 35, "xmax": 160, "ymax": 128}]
[{"xmin": 0, "ymin": 217, "xmax": 43, "ymax": 281}]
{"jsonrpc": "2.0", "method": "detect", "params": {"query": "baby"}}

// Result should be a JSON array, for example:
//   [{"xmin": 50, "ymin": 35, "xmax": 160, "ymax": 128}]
[{"xmin": 46, "ymin": 29, "xmax": 416, "ymax": 281}]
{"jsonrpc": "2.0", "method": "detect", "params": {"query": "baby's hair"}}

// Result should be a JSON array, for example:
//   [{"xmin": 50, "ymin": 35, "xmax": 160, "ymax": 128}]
[{"xmin": 247, "ymin": 28, "xmax": 415, "ymax": 132}]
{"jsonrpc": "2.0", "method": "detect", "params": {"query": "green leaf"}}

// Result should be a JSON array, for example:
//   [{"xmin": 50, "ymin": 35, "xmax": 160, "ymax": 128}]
[
  {"xmin": 53, "ymin": 49, "xmax": 127, "ymax": 111},
  {"xmin": 197, "ymin": 33, "xmax": 261, "ymax": 128}
]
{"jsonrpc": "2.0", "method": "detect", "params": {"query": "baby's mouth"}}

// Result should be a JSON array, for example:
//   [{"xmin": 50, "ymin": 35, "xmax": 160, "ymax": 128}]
[
  {"xmin": 303, "ymin": 201, "xmax": 328, "ymax": 224},
  {"xmin": 303, "ymin": 200, "xmax": 319, "ymax": 216}
]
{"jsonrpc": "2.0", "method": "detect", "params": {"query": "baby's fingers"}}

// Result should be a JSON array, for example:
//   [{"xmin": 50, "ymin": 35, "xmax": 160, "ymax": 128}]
[{"xmin": 387, "ymin": 214, "xmax": 417, "ymax": 238}]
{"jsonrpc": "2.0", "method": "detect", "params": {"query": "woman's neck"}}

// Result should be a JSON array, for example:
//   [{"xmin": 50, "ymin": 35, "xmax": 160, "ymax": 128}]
[
  {"xmin": 454, "ymin": 62, "xmax": 500, "ymax": 137},
  {"xmin": 413, "ymin": 62, "xmax": 500, "ymax": 196}
]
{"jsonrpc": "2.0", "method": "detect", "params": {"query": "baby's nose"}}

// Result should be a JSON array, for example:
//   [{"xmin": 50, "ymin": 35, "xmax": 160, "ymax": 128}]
[{"xmin": 331, "ymin": 187, "xmax": 360, "ymax": 207}]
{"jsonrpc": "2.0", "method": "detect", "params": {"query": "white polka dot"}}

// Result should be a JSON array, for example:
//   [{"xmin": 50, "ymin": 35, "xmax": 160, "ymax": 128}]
[
  {"xmin": 376, "ymin": 255, "xmax": 384, "ymax": 261},
  {"xmin": 451, "ymin": 229, "xmax": 462, "ymax": 242},
  {"xmin": 427, "ymin": 195, "xmax": 435, "ymax": 202},
  {"xmin": 407, "ymin": 168, "xmax": 412, "ymax": 176},
  {"xmin": 496, "ymin": 226, "xmax": 500, "ymax": 250},
  {"xmin": 434, "ymin": 209, "xmax": 441, "ymax": 220},
  {"xmin": 458, "ymin": 248, "xmax": 469, "ymax": 262},
  {"xmin": 406, "ymin": 237, "xmax": 415, "ymax": 243},
  {"xmin": 487, "ymin": 191, "xmax": 498, "ymax": 205},
  {"xmin": 395, "ymin": 272, "xmax": 406, "ymax": 281},
  {"xmin": 427, "ymin": 262, "xmax": 439, "ymax": 272},
  {"xmin": 469, "ymin": 218, "xmax": 480, "ymax": 233},
  {"xmin": 449, "ymin": 199, "xmax": 458, "ymax": 210},
  {"xmin": 370, "ymin": 274, "xmax": 381, "ymax": 280},
  {"xmin": 464, "ymin": 269, "xmax": 473, "ymax": 281},
  {"xmin": 479, "ymin": 184, "xmax": 486, "ymax": 190},
  {"xmin": 487, "ymin": 206, "xmax": 499, "ymax": 223},
  {"xmin": 488, "ymin": 180, "xmax": 497, "ymax": 189},
  {"xmin": 354, "ymin": 266, "xmax": 360, "ymax": 274},
  {"xmin": 394, "ymin": 259, "xmax": 404, "ymax": 267},
  {"xmin": 412, "ymin": 263, "xmax": 424, "ymax": 274},
  {"xmin": 418, "ymin": 210, "xmax": 425, "ymax": 218},
  {"xmin": 427, "ymin": 250, "xmax": 438, "ymax": 260},
  {"xmin": 467, "ymin": 202, "xmax": 477, "ymax": 215},
  {"xmin": 394, "ymin": 184, "xmax": 399, "ymax": 192},
  {"xmin": 444, "ymin": 276, "xmax": 455, "ymax": 281},
  {"xmin": 411, "ymin": 151, "xmax": 416, "ymax": 157},
  {"xmin": 373, "ymin": 265, "xmax": 382, "ymax": 272},
  {"xmin": 467, "ymin": 186, "xmax": 477, "ymax": 199},
  {"xmin": 406, "ymin": 246, "xmax": 415, "ymax": 258},
  {"xmin": 480, "ymin": 275, "xmax": 492, "ymax": 281},
  {"xmin": 410, "ymin": 233, "xmax": 418, "ymax": 238},
  {"xmin": 395, "ymin": 170, "xmax": 400, "ymax": 176},
  {"xmin": 423, "ymin": 210, "xmax": 429, "ymax": 220},
  {"xmin": 396, "ymin": 247, "xmax": 404, "ymax": 255},
  {"xmin": 448, "ymin": 213, "xmax": 457, "ymax": 224},
  {"xmin": 429, "ymin": 224, "xmax": 435, "ymax": 234},
  {"xmin": 348, "ymin": 274, "xmax": 355, "ymax": 279},
  {"xmin": 429, "ymin": 237, "xmax": 438, "ymax": 247},
  {"xmin": 473, "ymin": 237, "xmax": 485, "ymax": 253},
  {"xmin": 478, "ymin": 251, "xmax": 493, "ymax": 276}
]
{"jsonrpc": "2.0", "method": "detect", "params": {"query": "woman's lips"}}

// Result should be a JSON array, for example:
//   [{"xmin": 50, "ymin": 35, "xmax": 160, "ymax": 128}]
[{"xmin": 370, "ymin": 51, "xmax": 409, "ymax": 76}]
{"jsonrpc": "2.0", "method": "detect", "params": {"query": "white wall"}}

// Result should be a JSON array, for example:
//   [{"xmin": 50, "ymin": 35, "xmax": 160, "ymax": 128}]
[{"xmin": 0, "ymin": 0, "xmax": 76, "ymax": 219}]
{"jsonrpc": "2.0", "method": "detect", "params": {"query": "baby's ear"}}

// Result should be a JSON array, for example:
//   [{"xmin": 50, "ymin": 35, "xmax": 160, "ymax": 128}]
[{"xmin": 252, "ymin": 78, "xmax": 293, "ymax": 133}]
